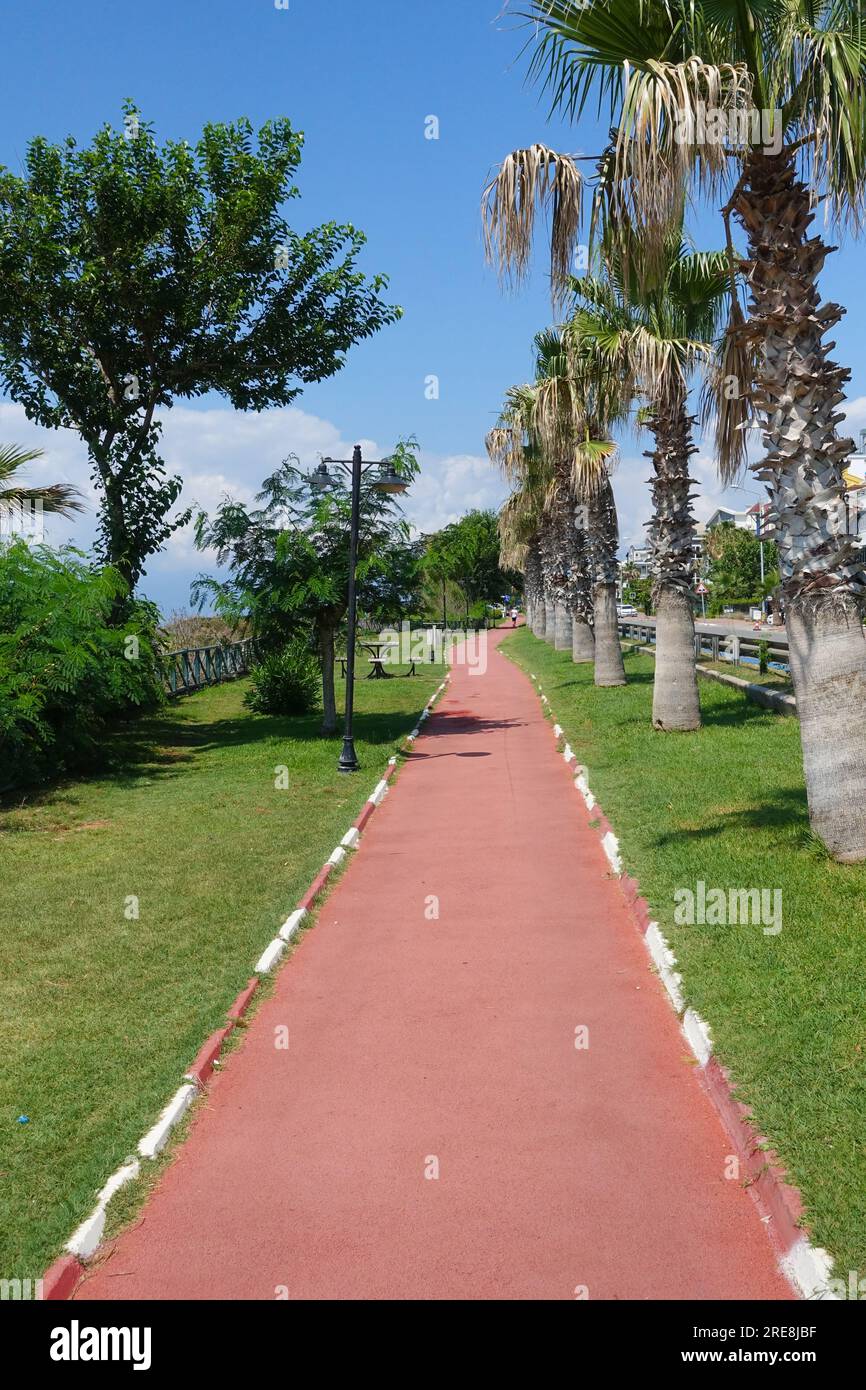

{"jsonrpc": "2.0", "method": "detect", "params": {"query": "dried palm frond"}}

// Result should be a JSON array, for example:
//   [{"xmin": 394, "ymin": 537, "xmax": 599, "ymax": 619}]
[
  {"xmin": 572, "ymin": 434, "xmax": 618, "ymax": 499},
  {"xmin": 482, "ymin": 143, "xmax": 584, "ymax": 300},
  {"xmin": 700, "ymin": 312, "xmax": 757, "ymax": 486}
]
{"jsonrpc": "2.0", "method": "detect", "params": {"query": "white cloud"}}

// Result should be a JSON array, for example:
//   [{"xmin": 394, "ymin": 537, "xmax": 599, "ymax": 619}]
[
  {"xmin": 6, "ymin": 387, "xmax": 865, "ymax": 609},
  {"xmin": 0, "ymin": 400, "xmax": 508, "ymax": 609}
]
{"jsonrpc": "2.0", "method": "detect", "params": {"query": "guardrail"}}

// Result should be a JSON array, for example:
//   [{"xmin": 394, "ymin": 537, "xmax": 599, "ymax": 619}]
[
  {"xmin": 619, "ymin": 618, "xmax": 790, "ymax": 676},
  {"xmin": 162, "ymin": 638, "xmax": 258, "ymax": 696}
]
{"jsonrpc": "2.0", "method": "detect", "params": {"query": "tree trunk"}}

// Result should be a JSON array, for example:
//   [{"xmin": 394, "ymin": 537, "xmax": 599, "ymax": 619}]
[
  {"xmin": 318, "ymin": 622, "xmax": 338, "ymax": 736},
  {"xmin": 786, "ymin": 596, "xmax": 866, "ymax": 860},
  {"xmin": 646, "ymin": 390, "xmax": 700, "ymax": 731},
  {"xmin": 572, "ymin": 618, "xmax": 594, "ymax": 663},
  {"xmin": 592, "ymin": 582, "xmax": 626, "ymax": 686},
  {"xmin": 652, "ymin": 585, "xmax": 700, "ymax": 730},
  {"xmin": 567, "ymin": 514, "xmax": 594, "ymax": 664},
  {"xmin": 544, "ymin": 598, "xmax": 557, "ymax": 643},
  {"xmin": 736, "ymin": 146, "xmax": 866, "ymax": 859},
  {"xmin": 554, "ymin": 600, "xmax": 572, "ymax": 649},
  {"xmin": 524, "ymin": 535, "xmax": 543, "ymax": 633},
  {"xmin": 588, "ymin": 475, "xmax": 626, "ymax": 686}
]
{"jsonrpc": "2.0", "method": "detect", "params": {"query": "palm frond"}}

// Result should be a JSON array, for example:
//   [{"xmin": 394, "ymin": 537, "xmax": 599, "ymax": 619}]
[
  {"xmin": 482, "ymin": 143, "xmax": 584, "ymax": 298},
  {"xmin": 0, "ymin": 444, "xmax": 85, "ymax": 517}
]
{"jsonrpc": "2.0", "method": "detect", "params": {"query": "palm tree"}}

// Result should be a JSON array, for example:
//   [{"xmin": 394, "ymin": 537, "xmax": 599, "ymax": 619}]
[
  {"xmin": 485, "ymin": 0, "xmax": 866, "ymax": 857},
  {"xmin": 488, "ymin": 329, "xmax": 627, "ymax": 683},
  {"xmin": 567, "ymin": 232, "xmax": 731, "ymax": 728},
  {"xmin": 0, "ymin": 445, "xmax": 84, "ymax": 530}
]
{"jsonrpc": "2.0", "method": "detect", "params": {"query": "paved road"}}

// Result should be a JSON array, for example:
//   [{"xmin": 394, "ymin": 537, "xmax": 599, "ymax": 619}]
[{"xmin": 76, "ymin": 628, "xmax": 790, "ymax": 1300}]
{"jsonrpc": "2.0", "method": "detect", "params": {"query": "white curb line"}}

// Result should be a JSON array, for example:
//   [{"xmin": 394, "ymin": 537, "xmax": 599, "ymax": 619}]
[
  {"xmin": 645, "ymin": 923, "xmax": 685, "ymax": 1013},
  {"xmin": 327, "ymin": 845, "xmax": 347, "ymax": 868},
  {"xmin": 138, "ymin": 1084, "xmax": 197, "ymax": 1159},
  {"xmin": 781, "ymin": 1239, "xmax": 838, "ymax": 1301},
  {"xmin": 601, "ymin": 830, "xmax": 622, "ymax": 875},
  {"xmin": 341, "ymin": 827, "xmax": 361, "ymax": 850},
  {"xmin": 682, "ymin": 1007, "xmax": 714, "ymax": 1068},
  {"xmin": 279, "ymin": 907, "xmax": 308, "ymax": 941},
  {"xmin": 368, "ymin": 780, "xmax": 389, "ymax": 806},
  {"xmin": 66, "ymin": 1160, "xmax": 140, "ymax": 1259},
  {"xmin": 254, "ymin": 936, "xmax": 287, "ymax": 974}
]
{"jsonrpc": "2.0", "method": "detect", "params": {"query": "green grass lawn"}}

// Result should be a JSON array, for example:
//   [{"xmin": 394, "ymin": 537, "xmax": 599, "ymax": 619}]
[
  {"xmin": 505, "ymin": 629, "xmax": 866, "ymax": 1278},
  {"xmin": 0, "ymin": 665, "xmax": 443, "ymax": 1278}
]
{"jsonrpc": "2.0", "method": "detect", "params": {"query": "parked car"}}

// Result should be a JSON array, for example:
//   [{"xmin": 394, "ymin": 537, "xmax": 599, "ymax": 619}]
[{"xmin": 617, "ymin": 603, "xmax": 638, "ymax": 617}]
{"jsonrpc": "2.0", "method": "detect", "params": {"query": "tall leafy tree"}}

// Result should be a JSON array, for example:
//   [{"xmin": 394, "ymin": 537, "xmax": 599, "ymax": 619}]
[
  {"xmin": 486, "ymin": 0, "xmax": 866, "ymax": 858},
  {"xmin": 0, "ymin": 106, "xmax": 401, "ymax": 610},
  {"xmin": 193, "ymin": 442, "xmax": 419, "ymax": 735}
]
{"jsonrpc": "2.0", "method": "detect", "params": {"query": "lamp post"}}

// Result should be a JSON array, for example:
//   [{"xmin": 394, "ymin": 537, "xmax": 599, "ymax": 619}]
[{"xmin": 309, "ymin": 445, "xmax": 408, "ymax": 773}]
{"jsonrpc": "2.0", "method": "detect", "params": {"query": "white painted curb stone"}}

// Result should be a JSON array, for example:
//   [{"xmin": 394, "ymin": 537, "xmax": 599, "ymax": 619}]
[
  {"xmin": 327, "ymin": 845, "xmax": 347, "ymax": 868},
  {"xmin": 254, "ymin": 936, "xmax": 287, "ymax": 974},
  {"xmin": 279, "ymin": 908, "xmax": 308, "ymax": 941},
  {"xmin": 644, "ymin": 923, "xmax": 685, "ymax": 1013},
  {"xmin": 601, "ymin": 830, "xmax": 622, "ymax": 875},
  {"xmin": 138, "ymin": 1084, "xmax": 197, "ymax": 1159},
  {"xmin": 553, "ymin": 723, "xmax": 563, "ymax": 738},
  {"xmin": 66, "ymin": 1160, "xmax": 140, "ymax": 1258},
  {"xmin": 341, "ymin": 827, "xmax": 361, "ymax": 850},
  {"xmin": 682, "ymin": 1008, "xmax": 713, "ymax": 1067},
  {"xmin": 368, "ymin": 780, "xmax": 389, "ymax": 806},
  {"xmin": 781, "ymin": 1238, "xmax": 838, "ymax": 1301},
  {"xmin": 562, "ymin": 744, "xmax": 574, "ymax": 763}
]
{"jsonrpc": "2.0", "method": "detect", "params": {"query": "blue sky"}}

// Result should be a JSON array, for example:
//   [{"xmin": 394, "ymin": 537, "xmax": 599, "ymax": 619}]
[{"xmin": 3, "ymin": 0, "xmax": 866, "ymax": 615}]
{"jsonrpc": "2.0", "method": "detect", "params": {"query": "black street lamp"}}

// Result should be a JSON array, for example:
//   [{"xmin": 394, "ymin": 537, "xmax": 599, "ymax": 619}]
[{"xmin": 310, "ymin": 445, "xmax": 408, "ymax": 773}]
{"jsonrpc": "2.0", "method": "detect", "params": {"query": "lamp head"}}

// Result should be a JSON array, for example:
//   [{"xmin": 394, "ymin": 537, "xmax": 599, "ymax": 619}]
[
  {"xmin": 373, "ymin": 461, "xmax": 408, "ymax": 495},
  {"xmin": 309, "ymin": 461, "xmax": 333, "ymax": 494}
]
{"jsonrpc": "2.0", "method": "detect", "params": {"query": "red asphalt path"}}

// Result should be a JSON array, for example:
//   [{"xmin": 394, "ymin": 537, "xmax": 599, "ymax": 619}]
[{"xmin": 77, "ymin": 629, "xmax": 790, "ymax": 1300}]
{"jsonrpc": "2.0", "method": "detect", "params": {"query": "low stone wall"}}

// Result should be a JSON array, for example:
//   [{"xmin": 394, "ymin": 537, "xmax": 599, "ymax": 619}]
[{"xmin": 624, "ymin": 641, "xmax": 798, "ymax": 717}]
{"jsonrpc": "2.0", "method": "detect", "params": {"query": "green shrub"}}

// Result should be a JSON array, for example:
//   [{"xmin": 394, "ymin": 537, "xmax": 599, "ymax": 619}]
[
  {"xmin": 0, "ymin": 542, "xmax": 164, "ymax": 791},
  {"xmin": 244, "ymin": 641, "xmax": 320, "ymax": 716}
]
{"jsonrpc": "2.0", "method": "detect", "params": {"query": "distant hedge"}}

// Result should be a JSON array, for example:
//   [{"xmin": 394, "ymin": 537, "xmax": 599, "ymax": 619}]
[{"xmin": 0, "ymin": 542, "xmax": 165, "ymax": 791}]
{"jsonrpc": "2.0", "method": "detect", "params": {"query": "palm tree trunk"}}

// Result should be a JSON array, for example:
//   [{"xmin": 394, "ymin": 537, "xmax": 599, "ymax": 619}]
[
  {"xmin": 524, "ymin": 535, "xmax": 542, "ymax": 634},
  {"xmin": 544, "ymin": 598, "xmax": 557, "ymax": 643},
  {"xmin": 554, "ymin": 600, "xmax": 572, "ymax": 649},
  {"xmin": 588, "ymin": 476, "xmax": 626, "ymax": 686},
  {"xmin": 646, "ymin": 391, "xmax": 701, "ymax": 731},
  {"xmin": 567, "ymin": 515, "xmax": 594, "ymax": 663},
  {"xmin": 736, "ymin": 146, "xmax": 866, "ymax": 860},
  {"xmin": 592, "ymin": 583, "xmax": 626, "ymax": 685},
  {"xmin": 572, "ymin": 619, "xmax": 594, "ymax": 662},
  {"xmin": 538, "ymin": 517, "xmax": 557, "ymax": 642},
  {"xmin": 786, "ymin": 599, "xmax": 866, "ymax": 860}
]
